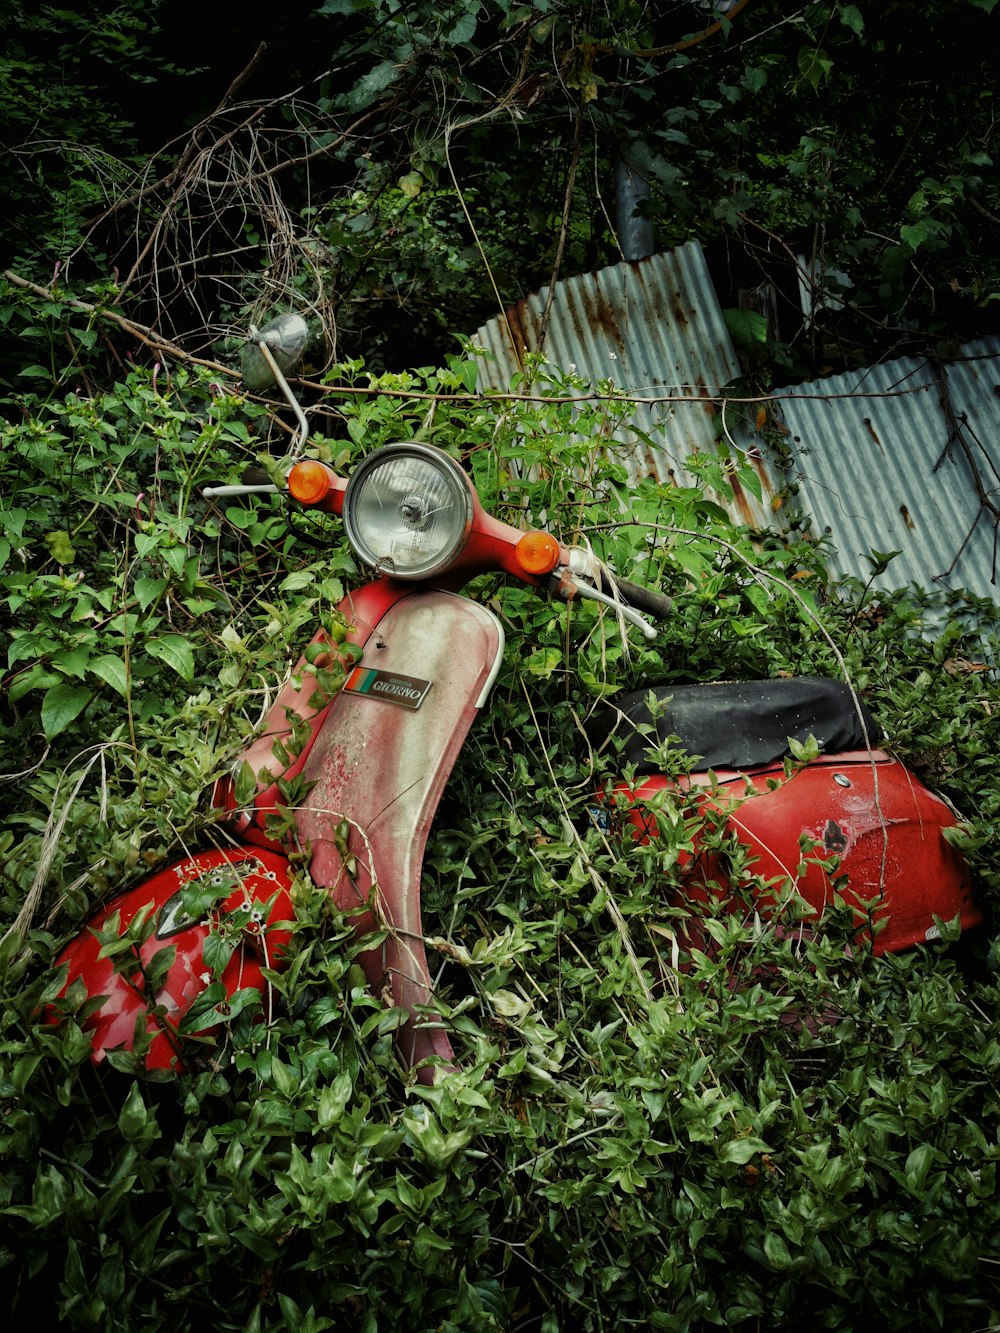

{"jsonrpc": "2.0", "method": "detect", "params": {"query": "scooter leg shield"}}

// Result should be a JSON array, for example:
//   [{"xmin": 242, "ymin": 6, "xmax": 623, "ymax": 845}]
[
  {"xmin": 294, "ymin": 590, "xmax": 505, "ymax": 1083},
  {"xmin": 50, "ymin": 847, "xmax": 294, "ymax": 1070}
]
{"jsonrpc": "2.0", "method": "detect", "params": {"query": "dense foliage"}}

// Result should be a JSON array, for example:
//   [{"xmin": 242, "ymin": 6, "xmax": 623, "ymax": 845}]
[
  {"xmin": 2, "ymin": 2, "xmax": 1000, "ymax": 1330},
  {"xmin": 2, "ymin": 276, "xmax": 1000, "ymax": 1327}
]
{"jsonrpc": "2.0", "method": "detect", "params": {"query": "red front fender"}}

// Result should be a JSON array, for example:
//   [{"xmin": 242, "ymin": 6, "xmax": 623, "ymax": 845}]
[{"xmin": 51, "ymin": 847, "xmax": 294, "ymax": 1070}]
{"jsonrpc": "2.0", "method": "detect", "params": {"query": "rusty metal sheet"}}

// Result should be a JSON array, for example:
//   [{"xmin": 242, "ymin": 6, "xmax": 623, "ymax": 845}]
[
  {"xmin": 472, "ymin": 242, "xmax": 783, "ymax": 529},
  {"xmin": 472, "ymin": 247, "xmax": 1000, "ymax": 603},
  {"xmin": 773, "ymin": 338, "xmax": 1000, "ymax": 600}
]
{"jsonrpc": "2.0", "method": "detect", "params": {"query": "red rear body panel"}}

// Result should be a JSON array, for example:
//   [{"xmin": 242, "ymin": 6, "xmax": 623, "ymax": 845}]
[{"xmin": 614, "ymin": 750, "xmax": 981, "ymax": 953}]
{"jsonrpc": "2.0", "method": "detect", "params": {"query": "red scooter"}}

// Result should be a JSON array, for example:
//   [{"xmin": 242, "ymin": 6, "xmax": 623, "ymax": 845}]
[{"xmin": 52, "ymin": 321, "xmax": 982, "ymax": 1081}]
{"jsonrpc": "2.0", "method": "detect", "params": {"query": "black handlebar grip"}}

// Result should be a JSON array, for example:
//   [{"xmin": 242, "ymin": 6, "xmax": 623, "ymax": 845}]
[{"xmin": 602, "ymin": 575, "xmax": 674, "ymax": 621}]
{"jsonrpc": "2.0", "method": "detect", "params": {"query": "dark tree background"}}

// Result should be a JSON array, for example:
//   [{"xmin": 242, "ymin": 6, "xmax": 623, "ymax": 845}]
[{"xmin": 2, "ymin": 0, "xmax": 997, "ymax": 379}]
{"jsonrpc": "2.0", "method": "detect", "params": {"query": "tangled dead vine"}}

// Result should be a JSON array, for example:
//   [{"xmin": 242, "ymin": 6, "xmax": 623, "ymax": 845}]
[{"xmin": 63, "ymin": 44, "xmax": 421, "ymax": 368}]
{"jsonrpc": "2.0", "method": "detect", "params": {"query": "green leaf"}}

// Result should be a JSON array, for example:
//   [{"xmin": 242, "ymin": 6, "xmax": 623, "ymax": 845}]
[
  {"xmin": 130, "ymin": 1208, "xmax": 172, "ymax": 1271},
  {"xmin": 117, "ymin": 1084, "xmax": 149, "ymax": 1141},
  {"xmin": 8, "ymin": 664, "xmax": 60, "ymax": 704},
  {"xmin": 317, "ymin": 1072, "xmax": 353, "ymax": 1128},
  {"xmin": 224, "ymin": 506, "xmax": 263, "ymax": 531},
  {"xmin": 8, "ymin": 630, "xmax": 53, "ymax": 669},
  {"xmin": 741, "ymin": 66, "xmax": 768, "ymax": 94},
  {"xmin": 142, "ymin": 944, "xmax": 177, "ymax": 996},
  {"xmin": 863, "ymin": 548, "xmax": 902, "ymax": 577},
  {"xmin": 347, "ymin": 60, "xmax": 400, "ymax": 110},
  {"xmin": 41, "ymin": 682, "xmax": 92, "ymax": 738},
  {"xmin": 269, "ymin": 1056, "xmax": 297, "ymax": 1096},
  {"xmin": 723, "ymin": 307, "xmax": 769, "ymax": 356},
  {"xmin": 738, "ymin": 464, "xmax": 762, "ymax": 502},
  {"xmin": 398, "ymin": 171, "xmax": 424, "ymax": 199},
  {"xmin": 787, "ymin": 733, "xmax": 821, "ymax": 763},
  {"xmin": 796, "ymin": 46, "xmax": 834, "ymax": 90},
  {"xmin": 277, "ymin": 572, "xmax": 314, "ymax": 593},
  {"xmin": 234, "ymin": 1230, "xmax": 281, "ymax": 1262},
  {"xmin": 52, "ymin": 645, "xmax": 91, "ymax": 679},
  {"xmin": 403, "ymin": 1108, "xmax": 472, "ymax": 1171},
  {"xmin": 178, "ymin": 982, "xmax": 228, "ymax": 1032},
  {"xmin": 44, "ymin": 529, "xmax": 76, "ymax": 564},
  {"xmin": 234, "ymin": 761, "xmax": 258, "ymax": 806},
  {"xmin": 763, "ymin": 1231, "xmax": 794, "ymax": 1270},
  {"xmin": 220, "ymin": 987, "xmax": 264, "ymax": 1020},
  {"xmin": 133, "ymin": 577, "xmax": 168, "ymax": 610},
  {"xmin": 900, "ymin": 218, "xmax": 950, "ymax": 252},
  {"xmin": 0, "ymin": 506, "xmax": 28, "ymax": 538},
  {"xmin": 90, "ymin": 654, "xmax": 128, "ymax": 696},
  {"xmin": 719, "ymin": 1135, "xmax": 771, "ymax": 1164},
  {"xmin": 162, "ymin": 545, "xmax": 186, "ymax": 578},
  {"xmin": 904, "ymin": 1143, "xmax": 935, "ymax": 1192},
  {"xmin": 146, "ymin": 634, "xmax": 195, "ymax": 681},
  {"xmin": 202, "ymin": 930, "xmax": 237, "ymax": 977},
  {"xmin": 443, "ymin": 8, "xmax": 478, "ymax": 44},
  {"xmin": 525, "ymin": 646, "xmax": 562, "ymax": 678},
  {"xmin": 133, "ymin": 531, "xmax": 161, "ymax": 558}
]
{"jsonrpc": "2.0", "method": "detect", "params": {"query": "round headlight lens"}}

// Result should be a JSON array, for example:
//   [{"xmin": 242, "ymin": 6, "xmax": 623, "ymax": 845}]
[{"xmin": 342, "ymin": 443, "xmax": 474, "ymax": 580}]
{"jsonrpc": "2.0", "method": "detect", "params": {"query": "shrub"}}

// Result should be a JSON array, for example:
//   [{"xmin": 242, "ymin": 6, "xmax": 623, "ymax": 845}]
[{"xmin": 2, "ymin": 303, "xmax": 999, "ymax": 1330}]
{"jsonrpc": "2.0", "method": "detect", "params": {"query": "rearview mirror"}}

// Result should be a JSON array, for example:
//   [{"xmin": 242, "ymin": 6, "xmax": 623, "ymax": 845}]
[{"xmin": 241, "ymin": 314, "xmax": 309, "ymax": 392}]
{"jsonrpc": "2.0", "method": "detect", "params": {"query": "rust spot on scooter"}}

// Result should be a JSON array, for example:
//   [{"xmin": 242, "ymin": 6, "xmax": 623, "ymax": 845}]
[{"xmin": 822, "ymin": 819, "xmax": 849, "ymax": 854}]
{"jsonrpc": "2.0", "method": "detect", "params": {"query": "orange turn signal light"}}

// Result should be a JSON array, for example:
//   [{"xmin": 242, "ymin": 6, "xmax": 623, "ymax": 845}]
[
  {"xmin": 515, "ymin": 530, "xmax": 561, "ymax": 576},
  {"xmin": 288, "ymin": 460, "xmax": 333, "ymax": 506}
]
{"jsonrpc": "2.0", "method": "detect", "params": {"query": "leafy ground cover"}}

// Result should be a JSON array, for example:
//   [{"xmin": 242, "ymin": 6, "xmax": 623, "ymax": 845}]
[{"xmin": 2, "ymin": 279, "xmax": 1000, "ymax": 1330}]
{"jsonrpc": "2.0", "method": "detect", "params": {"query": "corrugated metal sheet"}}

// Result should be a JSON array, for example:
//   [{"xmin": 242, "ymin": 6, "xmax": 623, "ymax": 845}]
[
  {"xmin": 773, "ymin": 338, "xmax": 1000, "ymax": 600},
  {"xmin": 472, "ymin": 242, "xmax": 782, "ymax": 528},
  {"xmin": 473, "ymin": 247, "xmax": 1000, "ymax": 604}
]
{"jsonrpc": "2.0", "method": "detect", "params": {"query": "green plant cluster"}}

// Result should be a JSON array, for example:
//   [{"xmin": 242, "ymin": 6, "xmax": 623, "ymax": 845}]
[{"xmin": 3, "ymin": 275, "xmax": 1000, "ymax": 1329}]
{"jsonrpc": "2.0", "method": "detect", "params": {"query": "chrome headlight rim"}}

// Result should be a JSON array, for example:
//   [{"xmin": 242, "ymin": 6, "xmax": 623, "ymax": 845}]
[{"xmin": 342, "ymin": 441, "xmax": 474, "ymax": 581}]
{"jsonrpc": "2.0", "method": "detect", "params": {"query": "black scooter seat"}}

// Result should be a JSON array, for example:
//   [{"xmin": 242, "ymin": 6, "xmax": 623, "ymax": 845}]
[{"xmin": 593, "ymin": 677, "xmax": 880, "ymax": 773}]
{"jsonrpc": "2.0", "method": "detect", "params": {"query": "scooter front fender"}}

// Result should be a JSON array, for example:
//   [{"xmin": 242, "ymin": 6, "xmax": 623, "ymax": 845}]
[{"xmin": 52, "ymin": 848, "xmax": 295, "ymax": 1069}]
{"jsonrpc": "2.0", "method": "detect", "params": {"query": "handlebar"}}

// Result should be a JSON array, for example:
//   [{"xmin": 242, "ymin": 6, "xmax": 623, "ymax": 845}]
[
  {"xmin": 559, "ymin": 575, "xmax": 658, "ymax": 641},
  {"xmin": 203, "ymin": 440, "xmax": 670, "ymax": 642},
  {"xmin": 600, "ymin": 574, "xmax": 673, "ymax": 623},
  {"xmin": 554, "ymin": 546, "xmax": 671, "ymax": 638}
]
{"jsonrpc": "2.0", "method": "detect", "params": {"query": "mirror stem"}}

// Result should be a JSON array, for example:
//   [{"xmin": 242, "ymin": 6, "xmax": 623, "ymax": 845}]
[{"xmin": 250, "ymin": 329, "xmax": 310, "ymax": 462}]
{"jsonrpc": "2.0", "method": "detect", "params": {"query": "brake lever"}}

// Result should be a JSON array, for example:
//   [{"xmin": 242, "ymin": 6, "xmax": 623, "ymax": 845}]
[
  {"xmin": 202, "ymin": 483, "xmax": 279, "ymax": 498},
  {"xmin": 550, "ymin": 569, "xmax": 658, "ymax": 641}
]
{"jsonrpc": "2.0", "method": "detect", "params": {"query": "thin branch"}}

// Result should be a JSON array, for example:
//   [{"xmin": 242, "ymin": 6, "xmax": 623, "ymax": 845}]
[
  {"xmin": 537, "ymin": 108, "xmax": 584, "ymax": 355},
  {"xmin": 2, "ymin": 270, "xmax": 236, "ymax": 375},
  {"xmin": 589, "ymin": 0, "xmax": 754, "ymax": 60}
]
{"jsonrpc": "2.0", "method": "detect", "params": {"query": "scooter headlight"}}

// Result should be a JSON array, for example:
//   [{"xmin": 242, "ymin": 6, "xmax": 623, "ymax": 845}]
[{"xmin": 342, "ymin": 443, "xmax": 474, "ymax": 580}]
